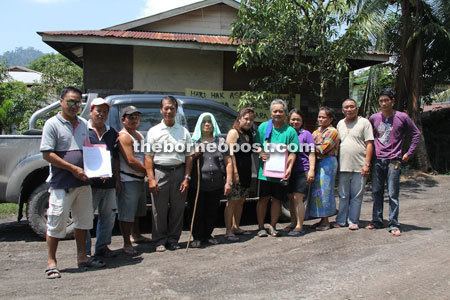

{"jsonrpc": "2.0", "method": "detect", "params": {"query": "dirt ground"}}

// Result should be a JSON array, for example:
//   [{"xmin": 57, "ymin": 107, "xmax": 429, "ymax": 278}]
[{"xmin": 1, "ymin": 173, "xmax": 449, "ymax": 299}]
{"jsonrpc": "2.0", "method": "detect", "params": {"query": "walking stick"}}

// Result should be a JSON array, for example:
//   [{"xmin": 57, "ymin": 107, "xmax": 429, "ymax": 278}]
[{"xmin": 186, "ymin": 159, "xmax": 201, "ymax": 252}]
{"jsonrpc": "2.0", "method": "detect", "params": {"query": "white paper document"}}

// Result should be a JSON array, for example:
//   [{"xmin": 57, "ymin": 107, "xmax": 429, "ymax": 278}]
[
  {"xmin": 83, "ymin": 146, "xmax": 112, "ymax": 178},
  {"xmin": 264, "ymin": 143, "xmax": 287, "ymax": 172}
]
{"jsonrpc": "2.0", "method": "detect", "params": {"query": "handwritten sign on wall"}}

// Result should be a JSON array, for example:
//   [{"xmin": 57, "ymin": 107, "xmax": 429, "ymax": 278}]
[{"xmin": 185, "ymin": 89, "xmax": 300, "ymax": 122}]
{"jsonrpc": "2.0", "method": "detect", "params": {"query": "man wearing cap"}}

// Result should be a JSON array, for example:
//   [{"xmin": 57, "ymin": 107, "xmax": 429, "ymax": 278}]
[
  {"xmin": 145, "ymin": 96, "xmax": 193, "ymax": 252},
  {"xmin": 40, "ymin": 87, "xmax": 100, "ymax": 279},
  {"xmin": 85, "ymin": 97, "xmax": 120, "ymax": 258},
  {"xmin": 117, "ymin": 105, "xmax": 149, "ymax": 255}
]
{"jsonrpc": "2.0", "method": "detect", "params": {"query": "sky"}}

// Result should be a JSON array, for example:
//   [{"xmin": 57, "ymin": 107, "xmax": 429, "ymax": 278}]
[{"xmin": 0, "ymin": 0, "xmax": 202, "ymax": 54}]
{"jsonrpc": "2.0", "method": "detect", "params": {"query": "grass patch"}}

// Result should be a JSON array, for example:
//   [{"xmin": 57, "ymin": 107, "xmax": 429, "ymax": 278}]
[{"xmin": 0, "ymin": 203, "xmax": 18, "ymax": 218}]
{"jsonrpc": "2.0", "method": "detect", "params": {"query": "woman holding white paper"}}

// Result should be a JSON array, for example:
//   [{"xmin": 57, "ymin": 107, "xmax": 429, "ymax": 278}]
[{"xmin": 306, "ymin": 107, "xmax": 339, "ymax": 231}]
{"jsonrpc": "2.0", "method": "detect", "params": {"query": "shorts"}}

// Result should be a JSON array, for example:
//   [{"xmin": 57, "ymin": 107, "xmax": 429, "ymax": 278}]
[
  {"xmin": 227, "ymin": 183, "xmax": 250, "ymax": 201},
  {"xmin": 259, "ymin": 180, "xmax": 287, "ymax": 201},
  {"xmin": 288, "ymin": 172, "xmax": 308, "ymax": 195},
  {"xmin": 47, "ymin": 185, "xmax": 93, "ymax": 239},
  {"xmin": 117, "ymin": 181, "xmax": 147, "ymax": 222}
]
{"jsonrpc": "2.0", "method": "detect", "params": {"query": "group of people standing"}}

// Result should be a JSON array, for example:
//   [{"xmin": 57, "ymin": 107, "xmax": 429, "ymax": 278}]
[{"xmin": 40, "ymin": 86, "xmax": 420, "ymax": 279}]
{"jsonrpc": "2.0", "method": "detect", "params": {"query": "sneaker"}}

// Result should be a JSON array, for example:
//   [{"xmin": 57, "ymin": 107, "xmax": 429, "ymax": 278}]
[
  {"xmin": 155, "ymin": 245, "xmax": 166, "ymax": 252},
  {"xmin": 257, "ymin": 229, "xmax": 268, "ymax": 237}
]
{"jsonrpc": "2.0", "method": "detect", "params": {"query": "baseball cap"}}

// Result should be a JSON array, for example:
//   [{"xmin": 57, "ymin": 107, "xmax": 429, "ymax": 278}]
[
  {"xmin": 90, "ymin": 97, "xmax": 110, "ymax": 109},
  {"xmin": 121, "ymin": 105, "xmax": 142, "ymax": 117}
]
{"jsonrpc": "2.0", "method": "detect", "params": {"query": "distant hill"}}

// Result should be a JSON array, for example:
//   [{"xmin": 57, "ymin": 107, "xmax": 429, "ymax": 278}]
[{"xmin": 0, "ymin": 47, "xmax": 46, "ymax": 67}]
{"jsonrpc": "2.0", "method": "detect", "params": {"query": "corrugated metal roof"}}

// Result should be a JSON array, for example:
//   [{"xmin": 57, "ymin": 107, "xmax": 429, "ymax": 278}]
[{"xmin": 41, "ymin": 30, "xmax": 238, "ymax": 46}]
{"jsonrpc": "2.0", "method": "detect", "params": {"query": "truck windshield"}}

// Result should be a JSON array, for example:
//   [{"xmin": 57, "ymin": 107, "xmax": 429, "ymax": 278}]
[
  {"xmin": 117, "ymin": 104, "xmax": 187, "ymax": 132},
  {"xmin": 182, "ymin": 105, "xmax": 236, "ymax": 133}
]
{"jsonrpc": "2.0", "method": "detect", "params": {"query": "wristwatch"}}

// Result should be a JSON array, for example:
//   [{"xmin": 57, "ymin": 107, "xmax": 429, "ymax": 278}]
[{"xmin": 184, "ymin": 175, "xmax": 191, "ymax": 181}]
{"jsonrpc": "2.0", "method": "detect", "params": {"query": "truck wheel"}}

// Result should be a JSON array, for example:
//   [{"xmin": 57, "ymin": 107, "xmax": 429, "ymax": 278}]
[{"xmin": 27, "ymin": 183, "xmax": 75, "ymax": 239}]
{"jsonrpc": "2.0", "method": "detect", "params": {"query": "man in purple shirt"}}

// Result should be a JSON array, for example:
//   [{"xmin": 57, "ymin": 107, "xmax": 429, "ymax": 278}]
[{"xmin": 368, "ymin": 88, "xmax": 420, "ymax": 236}]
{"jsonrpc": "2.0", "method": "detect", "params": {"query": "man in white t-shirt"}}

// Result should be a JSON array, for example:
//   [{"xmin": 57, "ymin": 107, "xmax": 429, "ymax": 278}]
[{"xmin": 335, "ymin": 99, "xmax": 374, "ymax": 230}]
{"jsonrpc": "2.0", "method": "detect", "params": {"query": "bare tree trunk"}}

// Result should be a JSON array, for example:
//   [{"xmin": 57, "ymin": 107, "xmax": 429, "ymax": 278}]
[{"xmin": 395, "ymin": 0, "xmax": 433, "ymax": 172}]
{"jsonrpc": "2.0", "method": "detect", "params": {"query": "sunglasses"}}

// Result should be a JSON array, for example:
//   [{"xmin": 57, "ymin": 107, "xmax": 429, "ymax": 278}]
[
  {"xmin": 126, "ymin": 114, "xmax": 141, "ymax": 120},
  {"xmin": 66, "ymin": 100, "xmax": 82, "ymax": 107}
]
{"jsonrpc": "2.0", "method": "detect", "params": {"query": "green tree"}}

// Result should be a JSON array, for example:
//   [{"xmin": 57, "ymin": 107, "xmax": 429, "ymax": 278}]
[
  {"xmin": 0, "ymin": 80, "xmax": 29, "ymax": 134},
  {"xmin": 356, "ymin": 0, "xmax": 450, "ymax": 172},
  {"xmin": 28, "ymin": 53, "xmax": 83, "ymax": 97},
  {"xmin": 231, "ymin": 0, "xmax": 371, "ymax": 107}
]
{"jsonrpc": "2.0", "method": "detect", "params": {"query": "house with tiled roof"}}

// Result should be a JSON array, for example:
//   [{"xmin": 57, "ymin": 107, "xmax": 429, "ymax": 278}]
[{"xmin": 38, "ymin": 0, "xmax": 389, "ymax": 112}]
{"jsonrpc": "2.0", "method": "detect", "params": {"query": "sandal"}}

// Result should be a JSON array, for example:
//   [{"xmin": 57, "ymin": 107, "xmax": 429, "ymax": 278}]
[
  {"xmin": 267, "ymin": 226, "xmax": 280, "ymax": 237},
  {"xmin": 257, "ymin": 229, "xmax": 268, "ymax": 237},
  {"xmin": 282, "ymin": 224, "xmax": 295, "ymax": 232},
  {"xmin": 316, "ymin": 224, "xmax": 330, "ymax": 231},
  {"xmin": 122, "ymin": 245, "xmax": 138, "ymax": 256},
  {"xmin": 225, "ymin": 234, "xmax": 239, "ymax": 242},
  {"xmin": 45, "ymin": 267, "xmax": 61, "ymax": 279},
  {"xmin": 130, "ymin": 235, "xmax": 151, "ymax": 244},
  {"xmin": 233, "ymin": 228, "xmax": 252, "ymax": 235},
  {"xmin": 349, "ymin": 224, "xmax": 359, "ymax": 230},
  {"xmin": 332, "ymin": 222, "xmax": 345, "ymax": 229},
  {"xmin": 190, "ymin": 240, "xmax": 202, "ymax": 248},
  {"xmin": 288, "ymin": 229, "xmax": 305, "ymax": 237},
  {"xmin": 366, "ymin": 223, "xmax": 383, "ymax": 230},
  {"xmin": 78, "ymin": 257, "xmax": 106, "ymax": 271},
  {"xmin": 390, "ymin": 228, "xmax": 401, "ymax": 237}
]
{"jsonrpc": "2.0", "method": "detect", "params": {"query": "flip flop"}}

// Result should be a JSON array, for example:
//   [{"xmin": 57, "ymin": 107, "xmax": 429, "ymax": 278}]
[
  {"xmin": 267, "ymin": 226, "xmax": 280, "ymax": 237},
  {"xmin": 45, "ymin": 267, "xmax": 61, "ymax": 279},
  {"xmin": 233, "ymin": 229, "xmax": 252, "ymax": 235},
  {"xmin": 282, "ymin": 224, "xmax": 295, "ymax": 232},
  {"xmin": 349, "ymin": 224, "xmax": 359, "ymax": 230},
  {"xmin": 288, "ymin": 229, "xmax": 305, "ymax": 237},
  {"xmin": 390, "ymin": 228, "xmax": 402, "ymax": 237}
]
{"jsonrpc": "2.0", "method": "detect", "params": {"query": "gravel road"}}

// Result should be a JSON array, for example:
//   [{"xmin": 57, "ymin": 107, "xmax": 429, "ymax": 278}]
[{"xmin": 1, "ymin": 173, "xmax": 449, "ymax": 299}]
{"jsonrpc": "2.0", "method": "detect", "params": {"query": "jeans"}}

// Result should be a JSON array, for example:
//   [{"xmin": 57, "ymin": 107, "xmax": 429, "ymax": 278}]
[
  {"xmin": 86, "ymin": 188, "xmax": 117, "ymax": 256},
  {"xmin": 336, "ymin": 172, "xmax": 367, "ymax": 226},
  {"xmin": 371, "ymin": 159, "xmax": 401, "ymax": 230}
]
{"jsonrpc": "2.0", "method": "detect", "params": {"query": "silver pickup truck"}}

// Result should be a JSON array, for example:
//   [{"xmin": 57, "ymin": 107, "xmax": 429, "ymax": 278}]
[{"xmin": 0, "ymin": 93, "xmax": 262, "ymax": 238}]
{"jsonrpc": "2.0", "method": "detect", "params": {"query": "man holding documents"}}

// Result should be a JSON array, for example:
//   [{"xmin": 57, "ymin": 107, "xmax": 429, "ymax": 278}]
[
  {"xmin": 40, "ymin": 87, "xmax": 96, "ymax": 279},
  {"xmin": 85, "ymin": 97, "xmax": 119, "ymax": 258},
  {"xmin": 255, "ymin": 99, "xmax": 299, "ymax": 237}
]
